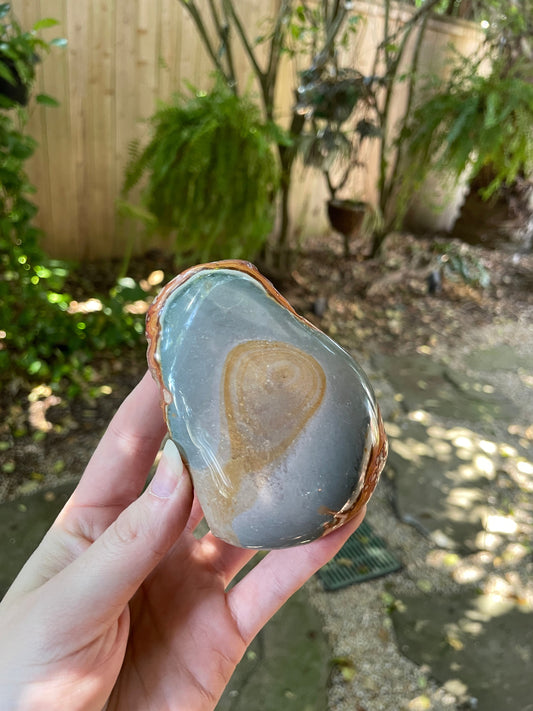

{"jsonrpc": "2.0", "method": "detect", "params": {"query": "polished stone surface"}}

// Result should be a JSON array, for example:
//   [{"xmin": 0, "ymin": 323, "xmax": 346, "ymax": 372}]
[{"xmin": 147, "ymin": 261, "xmax": 386, "ymax": 549}]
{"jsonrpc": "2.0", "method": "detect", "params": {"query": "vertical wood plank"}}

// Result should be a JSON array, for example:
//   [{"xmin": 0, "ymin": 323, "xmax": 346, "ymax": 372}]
[
  {"xmin": 132, "ymin": 0, "xmax": 161, "ymax": 255},
  {"xmin": 65, "ymin": 0, "xmax": 90, "ymax": 258},
  {"xmin": 178, "ymin": 3, "xmax": 199, "ymax": 92},
  {"xmin": 40, "ymin": 0, "xmax": 78, "ymax": 257},
  {"xmin": 114, "ymin": 0, "xmax": 143, "ymax": 256},
  {"xmin": 115, "ymin": 0, "xmax": 139, "ymax": 179},
  {"xmin": 137, "ymin": 0, "xmax": 159, "ymax": 121},
  {"xmin": 86, "ymin": 0, "xmax": 117, "ymax": 257},
  {"xmin": 158, "ymin": 0, "xmax": 181, "ymax": 100}
]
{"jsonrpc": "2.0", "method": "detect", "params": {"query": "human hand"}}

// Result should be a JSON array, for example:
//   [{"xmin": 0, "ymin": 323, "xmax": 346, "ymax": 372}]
[{"xmin": 0, "ymin": 372, "xmax": 365, "ymax": 711}]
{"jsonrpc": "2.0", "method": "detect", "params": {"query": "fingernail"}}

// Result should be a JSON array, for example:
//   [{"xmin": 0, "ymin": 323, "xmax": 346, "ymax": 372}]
[{"xmin": 150, "ymin": 439, "xmax": 184, "ymax": 498}]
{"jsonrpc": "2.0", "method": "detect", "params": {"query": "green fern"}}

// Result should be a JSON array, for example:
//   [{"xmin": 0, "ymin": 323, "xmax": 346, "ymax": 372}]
[
  {"xmin": 403, "ymin": 60, "xmax": 533, "ymax": 200},
  {"xmin": 122, "ymin": 81, "xmax": 280, "ymax": 263}
]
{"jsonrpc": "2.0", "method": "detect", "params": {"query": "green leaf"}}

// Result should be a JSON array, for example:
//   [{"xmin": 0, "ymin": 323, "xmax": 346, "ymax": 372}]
[
  {"xmin": 484, "ymin": 91, "xmax": 499, "ymax": 129},
  {"xmin": 0, "ymin": 4, "xmax": 10, "ymax": 20},
  {"xmin": 36, "ymin": 93, "xmax": 60, "ymax": 107},
  {"xmin": 0, "ymin": 61, "xmax": 15, "ymax": 84},
  {"xmin": 330, "ymin": 657, "xmax": 356, "ymax": 683},
  {"xmin": 27, "ymin": 358, "xmax": 44, "ymax": 375},
  {"xmin": 32, "ymin": 18, "xmax": 60, "ymax": 31},
  {"xmin": 290, "ymin": 24, "xmax": 302, "ymax": 40},
  {"xmin": 50, "ymin": 37, "xmax": 67, "ymax": 48},
  {"xmin": 445, "ymin": 98, "xmax": 477, "ymax": 148}
]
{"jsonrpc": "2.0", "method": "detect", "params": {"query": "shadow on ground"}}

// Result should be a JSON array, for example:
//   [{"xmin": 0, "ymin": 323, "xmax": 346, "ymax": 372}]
[{"xmin": 375, "ymin": 344, "xmax": 533, "ymax": 710}]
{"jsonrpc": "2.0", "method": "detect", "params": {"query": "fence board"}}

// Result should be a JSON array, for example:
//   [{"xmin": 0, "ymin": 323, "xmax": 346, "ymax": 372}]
[
  {"xmin": 66, "ymin": 1, "xmax": 90, "ymax": 257},
  {"xmin": 159, "ymin": 0, "xmax": 181, "ymax": 100}
]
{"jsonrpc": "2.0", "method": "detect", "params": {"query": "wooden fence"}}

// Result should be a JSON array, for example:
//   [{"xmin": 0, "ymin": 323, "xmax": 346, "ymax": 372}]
[{"xmin": 12, "ymin": 1, "xmax": 483, "ymax": 260}]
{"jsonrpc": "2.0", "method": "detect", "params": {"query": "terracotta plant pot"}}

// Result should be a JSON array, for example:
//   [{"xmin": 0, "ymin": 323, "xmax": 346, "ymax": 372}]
[{"xmin": 327, "ymin": 199, "xmax": 367, "ymax": 257}]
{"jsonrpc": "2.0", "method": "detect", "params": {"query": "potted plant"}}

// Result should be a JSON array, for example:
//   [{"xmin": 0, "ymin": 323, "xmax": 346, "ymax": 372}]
[
  {"xmin": 121, "ymin": 79, "xmax": 280, "ymax": 264},
  {"xmin": 400, "ymin": 28, "xmax": 533, "ymax": 241},
  {"xmin": 298, "ymin": 61, "xmax": 381, "ymax": 257}
]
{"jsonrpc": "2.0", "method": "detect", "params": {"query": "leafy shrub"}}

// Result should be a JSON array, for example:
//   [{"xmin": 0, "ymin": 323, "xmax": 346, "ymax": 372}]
[
  {"xmin": 0, "ymin": 6, "xmax": 146, "ymax": 392},
  {"xmin": 0, "ymin": 104, "xmax": 147, "ymax": 388},
  {"xmin": 402, "ymin": 57, "xmax": 533, "ymax": 199},
  {"xmin": 0, "ymin": 3, "xmax": 65, "ymax": 109},
  {"xmin": 122, "ymin": 80, "xmax": 280, "ymax": 263}
]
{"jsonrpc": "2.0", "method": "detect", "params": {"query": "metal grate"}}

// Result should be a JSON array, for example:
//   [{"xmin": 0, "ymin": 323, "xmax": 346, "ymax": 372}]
[{"xmin": 318, "ymin": 520, "xmax": 402, "ymax": 590}]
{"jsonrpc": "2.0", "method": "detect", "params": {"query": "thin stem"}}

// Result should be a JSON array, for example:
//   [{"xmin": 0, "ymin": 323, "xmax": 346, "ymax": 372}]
[
  {"xmin": 371, "ymin": 0, "xmax": 441, "ymax": 254},
  {"xmin": 325, "ymin": 169, "xmax": 336, "ymax": 199},
  {"xmin": 377, "ymin": 0, "xmax": 443, "ymax": 53},
  {"xmin": 218, "ymin": 0, "xmax": 238, "ymax": 88},
  {"xmin": 206, "ymin": 0, "xmax": 223, "ymax": 38},
  {"xmin": 264, "ymin": 0, "xmax": 293, "ymax": 118},
  {"xmin": 312, "ymin": 5, "xmax": 347, "ymax": 72},
  {"xmin": 177, "ymin": 0, "xmax": 229, "ymax": 81},
  {"xmin": 385, "ymin": 13, "xmax": 429, "ymax": 212},
  {"xmin": 377, "ymin": 0, "xmax": 426, "ymax": 218},
  {"xmin": 223, "ymin": 0, "xmax": 266, "ymax": 86}
]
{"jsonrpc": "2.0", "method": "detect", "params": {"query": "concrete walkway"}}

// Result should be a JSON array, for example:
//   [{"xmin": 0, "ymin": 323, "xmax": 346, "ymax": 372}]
[
  {"xmin": 1, "ymin": 323, "xmax": 532, "ymax": 710},
  {"xmin": 379, "ymin": 338, "xmax": 533, "ymax": 710}
]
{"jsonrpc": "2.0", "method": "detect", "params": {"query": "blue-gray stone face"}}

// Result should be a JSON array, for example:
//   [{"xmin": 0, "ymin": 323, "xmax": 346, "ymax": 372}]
[{"xmin": 153, "ymin": 268, "xmax": 382, "ymax": 549}]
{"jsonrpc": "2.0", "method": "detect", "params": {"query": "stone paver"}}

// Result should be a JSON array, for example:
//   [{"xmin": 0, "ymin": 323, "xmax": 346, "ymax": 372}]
[
  {"xmin": 0, "ymin": 481, "xmax": 76, "ymax": 598},
  {"xmin": 374, "ymin": 344, "xmax": 533, "ymax": 710},
  {"xmin": 372, "ymin": 352, "xmax": 516, "ymax": 423},
  {"xmin": 218, "ymin": 588, "xmax": 330, "ymax": 711},
  {"xmin": 392, "ymin": 591, "xmax": 533, "ymax": 711}
]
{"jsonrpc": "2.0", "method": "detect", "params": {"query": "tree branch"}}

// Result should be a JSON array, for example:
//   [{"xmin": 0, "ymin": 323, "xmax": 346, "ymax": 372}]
[
  {"xmin": 264, "ymin": 0, "xmax": 293, "ymax": 118},
  {"xmin": 178, "ymin": 0, "xmax": 229, "ymax": 81},
  {"xmin": 378, "ymin": 0, "xmax": 442, "ymax": 53},
  {"xmin": 223, "ymin": 0, "xmax": 265, "ymax": 82},
  {"xmin": 216, "ymin": 0, "xmax": 237, "ymax": 88},
  {"xmin": 312, "ymin": 5, "xmax": 348, "ymax": 71},
  {"xmin": 207, "ymin": 0, "xmax": 223, "ymax": 36},
  {"xmin": 384, "ymin": 13, "xmax": 430, "ymax": 210}
]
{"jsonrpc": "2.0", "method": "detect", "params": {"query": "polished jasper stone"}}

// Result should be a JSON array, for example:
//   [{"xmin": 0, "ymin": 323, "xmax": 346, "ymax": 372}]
[{"xmin": 147, "ymin": 260, "xmax": 387, "ymax": 549}]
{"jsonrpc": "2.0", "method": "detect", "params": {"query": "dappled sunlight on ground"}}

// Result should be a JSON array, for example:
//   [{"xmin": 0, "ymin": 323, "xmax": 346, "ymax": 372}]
[
  {"xmin": 384, "ymin": 366, "xmax": 533, "ymax": 707},
  {"xmin": 386, "ymin": 407, "xmax": 533, "ymax": 559}
]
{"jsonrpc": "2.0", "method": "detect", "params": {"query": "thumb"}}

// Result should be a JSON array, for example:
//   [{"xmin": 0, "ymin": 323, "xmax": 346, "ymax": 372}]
[{"xmin": 48, "ymin": 439, "xmax": 193, "ymax": 621}]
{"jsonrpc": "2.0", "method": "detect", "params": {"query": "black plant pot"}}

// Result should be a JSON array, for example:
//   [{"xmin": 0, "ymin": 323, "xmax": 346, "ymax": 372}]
[{"xmin": 327, "ymin": 199, "xmax": 367, "ymax": 257}]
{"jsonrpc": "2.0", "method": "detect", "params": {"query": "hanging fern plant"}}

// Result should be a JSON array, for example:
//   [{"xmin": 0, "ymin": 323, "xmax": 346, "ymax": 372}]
[{"xmin": 121, "ymin": 80, "xmax": 280, "ymax": 263}]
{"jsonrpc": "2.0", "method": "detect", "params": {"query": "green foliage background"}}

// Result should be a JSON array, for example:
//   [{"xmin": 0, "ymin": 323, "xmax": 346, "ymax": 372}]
[{"xmin": 0, "ymin": 4, "xmax": 146, "ymax": 392}]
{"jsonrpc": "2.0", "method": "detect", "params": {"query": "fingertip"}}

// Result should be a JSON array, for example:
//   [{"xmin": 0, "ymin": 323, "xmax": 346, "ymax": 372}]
[
  {"xmin": 311, "ymin": 504, "xmax": 367, "ymax": 554},
  {"xmin": 149, "ymin": 439, "xmax": 185, "ymax": 499}
]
